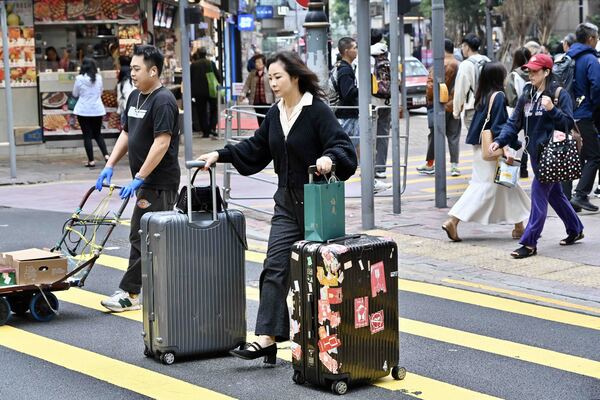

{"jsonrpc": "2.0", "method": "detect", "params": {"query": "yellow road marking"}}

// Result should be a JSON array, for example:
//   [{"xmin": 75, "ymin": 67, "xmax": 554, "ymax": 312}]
[
  {"xmin": 442, "ymin": 279, "xmax": 600, "ymax": 316},
  {"xmin": 55, "ymin": 288, "xmax": 142, "ymax": 322},
  {"xmin": 399, "ymin": 279, "xmax": 600, "ymax": 331},
  {"xmin": 0, "ymin": 326, "xmax": 234, "ymax": 400},
  {"xmin": 401, "ymin": 318, "xmax": 600, "ymax": 380},
  {"xmin": 374, "ymin": 374, "xmax": 503, "ymax": 399},
  {"xmin": 90, "ymin": 254, "xmax": 600, "ymax": 331}
]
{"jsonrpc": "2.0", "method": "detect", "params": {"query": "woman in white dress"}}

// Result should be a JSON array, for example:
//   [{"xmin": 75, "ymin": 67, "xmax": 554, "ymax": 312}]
[{"xmin": 442, "ymin": 62, "xmax": 530, "ymax": 242}]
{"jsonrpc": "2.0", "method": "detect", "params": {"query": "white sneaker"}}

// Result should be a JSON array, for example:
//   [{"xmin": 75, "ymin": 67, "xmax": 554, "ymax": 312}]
[
  {"xmin": 374, "ymin": 171, "xmax": 387, "ymax": 179},
  {"xmin": 450, "ymin": 164, "xmax": 461, "ymax": 177},
  {"xmin": 100, "ymin": 290, "xmax": 141, "ymax": 312},
  {"xmin": 373, "ymin": 179, "xmax": 392, "ymax": 194},
  {"xmin": 416, "ymin": 163, "xmax": 435, "ymax": 175}
]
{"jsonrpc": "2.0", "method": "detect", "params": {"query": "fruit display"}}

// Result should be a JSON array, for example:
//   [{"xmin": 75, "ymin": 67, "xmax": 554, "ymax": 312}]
[
  {"xmin": 101, "ymin": 1, "xmax": 119, "ymax": 20},
  {"xmin": 101, "ymin": 91, "xmax": 118, "ymax": 108},
  {"xmin": 118, "ymin": 2, "xmax": 140, "ymax": 20},
  {"xmin": 118, "ymin": 25, "xmax": 141, "ymax": 40},
  {"xmin": 50, "ymin": 0, "xmax": 66, "ymax": 21},
  {"xmin": 85, "ymin": 0, "xmax": 102, "ymax": 20},
  {"xmin": 67, "ymin": 0, "xmax": 85, "ymax": 20},
  {"xmin": 105, "ymin": 112, "xmax": 122, "ymax": 130}
]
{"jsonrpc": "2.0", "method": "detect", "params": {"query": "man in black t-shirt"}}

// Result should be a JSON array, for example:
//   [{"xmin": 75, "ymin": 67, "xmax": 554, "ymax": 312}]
[{"xmin": 95, "ymin": 45, "xmax": 181, "ymax": 312}]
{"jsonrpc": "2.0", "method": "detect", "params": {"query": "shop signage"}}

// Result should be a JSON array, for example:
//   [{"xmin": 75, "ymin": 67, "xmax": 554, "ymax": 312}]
[
  {"xmin": 237, "ymin": 14, "xmax": 255, "ymax": 31},
  {"xmin": 232, "ymin": 82, "xmax": 244, "ymax": 96},
  {"xmin": 277, "ymin": 6, "xmax": 289, "ymax": 16},
  {"xmin": 255, "ymin": 5, "xmax": 273, "ymax": 19}
]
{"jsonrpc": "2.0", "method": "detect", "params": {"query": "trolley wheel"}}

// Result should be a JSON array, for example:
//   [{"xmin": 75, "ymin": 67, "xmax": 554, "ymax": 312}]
[
  {"xmin": 331, "ymin": 380, "xmax": 348, "ymax": 395},
  {"xmin": 29, "ymin": 292, "xmax": 59, "ymax": 322},
  {"xmin": 143, "ymin": 345, "xmax": 152, "ymax": 358},
  {"xmin": 0, "ymin": 297, "xmax": 11, "ymax": 326},
  {"xmin": 392, "ymin": 366, "xmax": 407, "ymax": 381},
  {"xmin": 292, "ymin": 370, "xmax": 305, "ymax": 385},
  {"xmin": 160, "ymin": 352, "xmax": 175, "ymax": 365},
  {"xmin": 9, "ymin": 294, "xmax": 31, "ymax": 316}
]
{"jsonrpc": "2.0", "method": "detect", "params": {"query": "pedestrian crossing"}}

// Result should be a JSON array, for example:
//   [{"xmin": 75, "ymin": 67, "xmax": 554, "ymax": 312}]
[{"xmin": 2, "ymin": 251, "xmax": 597, "ymax": 399}]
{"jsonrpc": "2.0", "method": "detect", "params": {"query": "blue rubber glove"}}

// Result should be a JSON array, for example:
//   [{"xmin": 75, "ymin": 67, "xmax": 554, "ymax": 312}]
[
  {"xmin": 119, "ymin": 177, "xmax": 144, "ymax": 199},
  {"xmin": 95, "ymin": 167, "xmax": 113, "ymax": 191}
]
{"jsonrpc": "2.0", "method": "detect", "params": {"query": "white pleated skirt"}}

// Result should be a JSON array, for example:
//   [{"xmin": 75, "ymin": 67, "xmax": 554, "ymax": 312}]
[{"xmin": 449, "ymin": 146, "xmax": 531, "ymax": 225}]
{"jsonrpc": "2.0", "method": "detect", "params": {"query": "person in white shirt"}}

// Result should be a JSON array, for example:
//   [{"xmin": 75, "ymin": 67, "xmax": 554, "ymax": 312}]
[
  {"xmin": 116, "ymin": 61, "xmax": 134, "ymax": 116},
  {"xmin": 453, "ymin": 33, "xmax": 490, "ymax": 129},
  {"xmin": 72, "ymin": 57, "xmax": 108, "ymax": 168}
]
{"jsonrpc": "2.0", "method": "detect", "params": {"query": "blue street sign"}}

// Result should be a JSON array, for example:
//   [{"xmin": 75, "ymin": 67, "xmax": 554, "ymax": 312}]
[
  {"xmin": 237, "ymin": 14, "xmax": 255, "ymax": 31},
  {"xmin": 256, "ymin": 5, "xmax": 274, "ymax": 19}
]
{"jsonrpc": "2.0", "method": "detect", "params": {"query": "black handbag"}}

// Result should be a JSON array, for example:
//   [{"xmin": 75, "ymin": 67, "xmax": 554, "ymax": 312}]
[
  {"xmin": 536, "ymin": 87, "xmax": 582, "ymax": 184},
  {"xmin": 175, "ymin": 167, "xmax": 247, "ymax": 249},
  {"xmin": 175, "ymin": 168, "xmax": 223, "ymax": 214},
  {"xmin": 537, "ymin": 136, "xmax": 582, "ymax": 183}
]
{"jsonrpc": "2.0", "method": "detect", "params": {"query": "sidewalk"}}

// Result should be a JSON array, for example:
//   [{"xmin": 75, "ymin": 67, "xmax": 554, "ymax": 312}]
[{"xmin": 2, "ymin": 128, "xmax": 600, "ymax": 311}]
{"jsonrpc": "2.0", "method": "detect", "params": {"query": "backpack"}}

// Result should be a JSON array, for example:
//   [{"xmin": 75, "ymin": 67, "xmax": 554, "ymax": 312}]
[
  {"xmin": 327, "ymin": 62, "xmax": 341, "ymax": 107},
  {"xmin": 552, "ymin": 54, "xmax": 576, "ymax": 101},
  {"xmin": 467, "ymin": 57, "xmax": 488, "ymax": 100},
  {"xmin": 372, "ymin": 53, "xmax": 391, "ymax": 99}
]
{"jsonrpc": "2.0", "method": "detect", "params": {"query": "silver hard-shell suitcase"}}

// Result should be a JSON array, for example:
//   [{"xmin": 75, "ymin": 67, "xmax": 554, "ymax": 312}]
[{"xmin": 141, "ymin": 163, "xmax": 246, "ymax": 365}]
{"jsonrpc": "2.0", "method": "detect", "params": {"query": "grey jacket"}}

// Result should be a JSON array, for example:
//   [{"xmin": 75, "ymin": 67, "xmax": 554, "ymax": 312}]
[{"xmin": 242, "ymin": 69, "xmax": 275, "ymax": 104}]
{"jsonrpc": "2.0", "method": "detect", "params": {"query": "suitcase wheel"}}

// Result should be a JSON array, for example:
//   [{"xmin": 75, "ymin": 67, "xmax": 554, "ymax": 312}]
[
  {"xmin": 160, "ymin": 352, "xmax": 176, "ymax": 365},
  {"xmin": 331, "ymin": 380, "xmax": 348, "ymax": 395},
  {"xmin": 0, "ymin": 297, "xmax": 11, "ymax": 326},
  {"xmin": 392, "ymin": 366, "xmax": 407, "ymax": 381},
  {"xmin": 143, "ymin": 345, "xmax": 152, "ymax": 358},
  {"xmin": 292, "ymin": 370, "xmax": 305, "ymax": 385}
]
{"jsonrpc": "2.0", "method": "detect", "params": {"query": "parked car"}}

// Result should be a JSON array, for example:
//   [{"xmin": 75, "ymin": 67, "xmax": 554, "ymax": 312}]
[{"xmin": 400, "ymin": 56, "xmax": 428, "ymax": 109}]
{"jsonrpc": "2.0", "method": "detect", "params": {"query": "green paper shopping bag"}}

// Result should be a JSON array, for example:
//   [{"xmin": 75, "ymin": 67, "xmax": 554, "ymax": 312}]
[{"xmin": 304, "ymin": 165, "xmax": 345, "ymax": 242}]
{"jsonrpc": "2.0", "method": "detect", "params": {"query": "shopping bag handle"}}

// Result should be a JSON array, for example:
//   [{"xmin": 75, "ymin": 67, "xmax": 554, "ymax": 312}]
[{"xmin": 308, "ymin": 164, "xmax": 337, "ymax": 183}]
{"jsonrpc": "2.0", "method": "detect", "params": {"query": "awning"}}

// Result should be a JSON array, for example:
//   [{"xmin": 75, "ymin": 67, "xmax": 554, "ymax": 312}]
[{"xmin": 200, "ymin": 0, "xmax": 221, "ymax": 19}]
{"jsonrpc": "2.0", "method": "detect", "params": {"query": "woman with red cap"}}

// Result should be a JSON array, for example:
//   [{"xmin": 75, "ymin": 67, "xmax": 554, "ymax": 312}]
[{"xmin": 490, "ymin": 53, "xmax": 584, "ymax": 258}]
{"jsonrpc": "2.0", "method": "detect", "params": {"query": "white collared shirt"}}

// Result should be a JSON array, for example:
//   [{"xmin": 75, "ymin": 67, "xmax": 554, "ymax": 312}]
[{"xmin": 277, "ymin": 92, "xmax": 313, "ymax": 138}]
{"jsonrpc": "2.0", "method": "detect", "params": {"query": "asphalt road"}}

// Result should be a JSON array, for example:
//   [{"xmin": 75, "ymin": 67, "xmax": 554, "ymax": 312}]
[{"xmin": 1, "ymin": 207, "xmax": 599, "ymax": 400}]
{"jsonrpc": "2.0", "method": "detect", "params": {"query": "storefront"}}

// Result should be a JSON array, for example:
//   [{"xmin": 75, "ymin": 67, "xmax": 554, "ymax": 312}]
[{"xmin": 0, "ymin": 0, "xmax": 144, "ymax": 145}]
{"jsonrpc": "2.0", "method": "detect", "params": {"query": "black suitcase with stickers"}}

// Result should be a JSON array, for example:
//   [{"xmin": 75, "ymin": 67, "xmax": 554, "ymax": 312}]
[{"xmin": 289, "ymin": 235, "xmax": 406, "ymax": 395}]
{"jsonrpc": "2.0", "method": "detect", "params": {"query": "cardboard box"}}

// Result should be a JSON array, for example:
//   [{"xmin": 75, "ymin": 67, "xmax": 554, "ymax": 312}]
[
  {"xmin": 0, "ymin": 266, "xmax": 17, "ymax": 286},
  {"xmin": 14, "ymin": 126, "xmax": 43, "ymax": 146},
  {"xmin": 1, "ymin": 248, "xmax": 67, "ymax": 285}
]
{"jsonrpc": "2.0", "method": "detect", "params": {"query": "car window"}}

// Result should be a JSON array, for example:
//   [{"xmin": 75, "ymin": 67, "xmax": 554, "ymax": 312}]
[{"xmin": 405, "ymin": 59, "xmax": 428, "ymax": 77}]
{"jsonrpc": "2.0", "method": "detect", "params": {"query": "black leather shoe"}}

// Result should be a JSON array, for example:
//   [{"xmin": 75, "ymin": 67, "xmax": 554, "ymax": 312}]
[
  {"xmin": 229, "ymin": 342, "xmax": 277, "ymax": 365},
  {"xmin": 570, "ymin": 196, "xmax": 599, "ymax": 212},
  {"xmin": 560, "ymin": 232, "xmax": 584, "ymax": 246}
]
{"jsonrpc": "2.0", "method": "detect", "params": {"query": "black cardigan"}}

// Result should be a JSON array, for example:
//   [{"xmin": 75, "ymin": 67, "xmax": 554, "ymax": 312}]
[{"xmin": 217, "ymin": 97, "xmax": 358, "ymax": 188}]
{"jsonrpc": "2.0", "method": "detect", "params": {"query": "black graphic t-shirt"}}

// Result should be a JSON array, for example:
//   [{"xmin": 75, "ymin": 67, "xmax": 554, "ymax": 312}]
[{"xmin": 123, "ymin": 86, "xmax": 180, "ymax": 191}]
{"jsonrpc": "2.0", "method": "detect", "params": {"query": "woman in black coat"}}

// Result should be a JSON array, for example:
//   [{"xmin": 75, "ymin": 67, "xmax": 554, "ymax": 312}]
[{"xmin": 197, "ymin": 51, "xmax": 358, "ymax": 364}]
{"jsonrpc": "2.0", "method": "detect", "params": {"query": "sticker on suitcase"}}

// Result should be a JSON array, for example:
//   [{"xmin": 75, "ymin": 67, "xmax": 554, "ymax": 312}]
[
  {"xmin": 327, "ymin": 288, "xmax": 343, "ymax": 304},
  {"xmin": 318, "ymin": 334, "xmax": 341, "ymax": 353},
  {"xmin": 317, "ymin": 266, "xmax": 339, "ymax": 287},
  {"xmin": 371, "ymin": 261, "xmax": 387, "ymax": 297},
  {"xmin": 370, "ymin": 310, "xmax": 385, "ymax": 334},
  {"xmin": 291, "ymin": 342, "xmax": 302, "ymax": 361},
  {"xmin": 354, "ymin": 296, "xmax": 369, "ymax": 328},
  {"xmin": 319, "ymin": 350, "xmax": 339, "ymax": 373}
]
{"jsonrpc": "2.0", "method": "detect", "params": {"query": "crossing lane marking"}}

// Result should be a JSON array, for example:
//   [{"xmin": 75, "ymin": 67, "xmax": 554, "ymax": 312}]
[
  {"xmin": 442, "ymin": 279, "xmax": 600, "ymax": 316},
  {"xmin": 399, "ymin": 279, "xmax": 600, "ymax": 331},
  {"xmin": 401, "ymin": 318, "xmax": 600, "ymax": 380},
  {"xmin": 0, "ymin": 325, "xmax": 235, "ymax": 400},
  {"xmin": 90, "ymin": 254, "xmax": 600, "ymax": 330},
  {"xmin": 55, "ymin": 288, "xmax": 502, "ymax": 400}
]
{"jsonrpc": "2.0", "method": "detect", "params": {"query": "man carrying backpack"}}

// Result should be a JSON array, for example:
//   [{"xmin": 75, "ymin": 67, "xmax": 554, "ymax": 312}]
[
  {"xmin": 563, "ymin": 23, "xmax": 600, "ymax": 212},
  {"xmin": 453, "ymin": 33, "xmax": 490, "ymax": 131},
  {"xmin": 335, "ymin": 37, "xmax": 359, "ymax": 147}
]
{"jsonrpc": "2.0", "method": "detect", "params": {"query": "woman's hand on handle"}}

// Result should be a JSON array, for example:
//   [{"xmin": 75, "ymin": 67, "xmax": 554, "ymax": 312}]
[
  {"xmin": 489, "ymin": 142, "xmax": 500, "ymax": 155},
  {"xmin": 315, "ymin": 156, "xmax": 333, "ymax": 176},
  {"xmin": 196, "ymin": 151, "xmax": 219, "ymax": 170}
]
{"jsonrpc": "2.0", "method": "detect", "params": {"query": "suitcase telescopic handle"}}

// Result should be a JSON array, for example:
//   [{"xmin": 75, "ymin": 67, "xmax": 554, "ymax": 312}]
[
  {"xmin": 184, "ymin": 160, "xmax": 217, "ymax": 223},
  {"xmin": 308, "ymin": 164, "xmax": 337, "ymax": 183}
]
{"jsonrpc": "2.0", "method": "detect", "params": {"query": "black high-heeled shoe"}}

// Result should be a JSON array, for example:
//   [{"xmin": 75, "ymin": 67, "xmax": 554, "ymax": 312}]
[{"xmin": 229, "ymin": 342, "xmax": 277, "ymax": 365}]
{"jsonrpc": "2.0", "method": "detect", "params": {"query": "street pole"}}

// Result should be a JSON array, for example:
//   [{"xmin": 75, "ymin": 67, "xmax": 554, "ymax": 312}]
[
  {"xmin": 179, "ymin": 0, "xmax": 193, "ymax": 162},
  {"xmin": 390, "ymin": 0, "xmax": 401, "ymax": 214},
  {"xmin": 1, "ymin": 1, "xmax": 16, "ymax": 180},
  {"xmin": 303, "ymin": 1, "xmax": 330, "ymax": 89},
  {"xmin": 432, "ymin": 0, "xmax": 446, "ymax": 208},
  {"xmin": 399, "ymin": 15, "xmax": 409, "ymax": 209},
  {"xmin": 357, "ymin": 0, "xmax": 374, "ymax": 229},
  {"xmin": 579, "ymin": 0, "xmax": 583, "ymax": 24},
  {"xmin": 485, "ymin": 5, "xmax": 493, "ymax": 60}
]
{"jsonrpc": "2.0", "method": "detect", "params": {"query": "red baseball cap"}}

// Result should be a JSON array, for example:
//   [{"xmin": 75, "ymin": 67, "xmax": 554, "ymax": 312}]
[{"xmin": 523, "ymin": 54, "xmax": 553, "ymax": 71}]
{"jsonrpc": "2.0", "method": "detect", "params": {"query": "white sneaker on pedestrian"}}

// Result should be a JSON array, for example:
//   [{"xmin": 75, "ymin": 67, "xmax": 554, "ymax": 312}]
[
  {"xmin": 450, "ymin": 164, "xmax": 461, "ymax": 177},
  {"xmin": 373, "ymin": 179, "xmax": 392, "ymax": 194},
  {"xmin": 374, "ymin": 171, "xmax": 387, "ymax": 179},
  {"xmin": 100, "ymin": 290, "xmax": 141, "ymax": 312},
  {"xmin": 594, "ymin": 186, "xmax": 600, "ymax": 198},
  {"xmin": 416, "ymin": 163, "xmax": 435, "ymax": 175}
]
